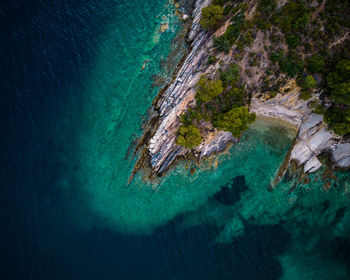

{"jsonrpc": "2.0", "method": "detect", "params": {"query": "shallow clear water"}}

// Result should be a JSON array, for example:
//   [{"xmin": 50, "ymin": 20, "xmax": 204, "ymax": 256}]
[{"xmin": 2, "ymin": 0, "xmax": 350, "ymax": 279}]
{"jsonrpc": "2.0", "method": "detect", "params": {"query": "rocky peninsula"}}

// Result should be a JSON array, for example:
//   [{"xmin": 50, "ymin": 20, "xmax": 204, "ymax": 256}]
[{"xmin": 134, "ymin": 0, "xmax": 350, "ymax": 181}]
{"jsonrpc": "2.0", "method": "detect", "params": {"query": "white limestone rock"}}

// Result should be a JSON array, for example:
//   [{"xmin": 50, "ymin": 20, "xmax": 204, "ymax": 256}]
[
  {"xmin": 304, "ymin": 156, "xmax": 322, "ymax": 173},
  {"xmin": 331, "ymin": 143, "xmax": 350, "ymax": 168}
]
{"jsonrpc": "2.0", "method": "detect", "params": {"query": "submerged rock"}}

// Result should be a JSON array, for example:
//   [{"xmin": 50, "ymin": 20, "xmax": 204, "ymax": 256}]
[{"xmin": 159, "ymin": 22, "xmax": 169, "ymax": 33}]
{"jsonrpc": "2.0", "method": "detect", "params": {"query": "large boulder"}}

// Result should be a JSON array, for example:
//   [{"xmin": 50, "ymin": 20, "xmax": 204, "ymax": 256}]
[{"xmin": 331, "ymin": 143, "xmax": 350, "ymax": 168}]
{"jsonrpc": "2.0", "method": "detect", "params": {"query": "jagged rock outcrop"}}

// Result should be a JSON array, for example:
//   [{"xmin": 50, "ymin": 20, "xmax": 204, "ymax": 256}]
[
  {"xmin": 252, "ymin": 86, "xmax": 350, "ymax": 173},
  {"xmin": 289, "ymin": 114, "xmax": 350, "ymax": 172},
  {"xmin": 250, "ymin": 79, "xmax": 311, "ymax": 127},
  {"xmin": 331, "ymin": 143, "xmax": 350, "ymax": 168},
  {"xmin": 148, "ymin": 0, "xmax": 232, "ymax": 174}
]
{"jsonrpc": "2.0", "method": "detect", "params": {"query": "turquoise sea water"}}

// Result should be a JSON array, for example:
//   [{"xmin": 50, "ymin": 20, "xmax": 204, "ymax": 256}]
[{"xmin": 2, "ymin": 0, "xmax": 350, "ymax": 279}]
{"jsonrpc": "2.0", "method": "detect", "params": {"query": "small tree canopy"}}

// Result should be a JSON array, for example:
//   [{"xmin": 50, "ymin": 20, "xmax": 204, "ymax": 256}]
[
  {"xmin": 196, "ymin": 75, "xmax": 224, "ymax": 103},
  {"xmin": 327, "ymin": 59, "xmax": 350, "ymax": 105},
  {"xmin": 307, "ymin": 54, "xmax": 325, "ymax": 73},
  {"xmin": 213, "ymin": 107, "xmax": 256, "ymax": 137},
  {"xmin": 176, "ymin": 124, "xmax": 202, "ymax": 148},
  {"xmin": 286, "ymin": 33, "xmax": 300, "ymax": 49},
  {"xmin": 200, "ymin": 5, "xmax": 224, "ymax": 31},
  {"xmin": 220, "ymin": 64, "xmax": 240, "ymax": 87},
  {"xmin": 303, "ymin": 75, "xmax": 317, "ymax": 89}
]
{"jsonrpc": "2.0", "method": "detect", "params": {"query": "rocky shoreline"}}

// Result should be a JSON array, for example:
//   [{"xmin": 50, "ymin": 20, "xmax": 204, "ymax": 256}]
[
  {"xmin": 147, "ymin": 0, "xmax": 236, "ymax": 175},
  {"xmin": 135, "ymin": 0, "xmax": 350, "ymax": 180}
]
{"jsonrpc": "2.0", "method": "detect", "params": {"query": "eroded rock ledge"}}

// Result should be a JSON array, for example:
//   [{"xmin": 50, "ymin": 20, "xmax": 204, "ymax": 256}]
[{"xmin": 148, "ymin": 0, "xmax": 236, "ymax": 175}]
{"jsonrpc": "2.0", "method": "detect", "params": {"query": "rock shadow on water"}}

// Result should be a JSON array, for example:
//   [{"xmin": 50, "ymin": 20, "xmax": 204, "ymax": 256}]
[{"xmin": 213, "ymin": 175, "xmax": 249, "ymax": 205}]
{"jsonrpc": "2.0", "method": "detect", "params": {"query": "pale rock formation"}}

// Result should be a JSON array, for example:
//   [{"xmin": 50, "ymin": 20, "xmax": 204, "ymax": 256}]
[
  {"xmin": 148, "ymin": 0, "xmax": 226, "ymax": 174},
  {"xmin": 290, "ymin": 114, "xmax": 337, "ymax": 173},
  {"xmin": 304, "ymin": 156, "xmax": 322, "ymax": 173},
  {"xmin": 331, "ymin": 143, "xmax": 350, "ymax": 168}
]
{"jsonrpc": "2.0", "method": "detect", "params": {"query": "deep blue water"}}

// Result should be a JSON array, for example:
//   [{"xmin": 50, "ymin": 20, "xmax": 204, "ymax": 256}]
[{"xmin": 1, "ymin": 1, "xmax": 350, "ymax": 279}]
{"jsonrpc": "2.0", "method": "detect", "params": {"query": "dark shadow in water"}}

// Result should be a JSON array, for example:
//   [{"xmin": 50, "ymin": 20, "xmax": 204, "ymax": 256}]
[
  {"xmin": 1, "ymin": 191, "xmax": 290, "ymax": 280},
  {"xmin": 214, "ymin": 175, "xmax": 248, "ymax": 205},
  {"xmin": 332, "ymin": 237, "xmax": 350, "ymax": 267}
]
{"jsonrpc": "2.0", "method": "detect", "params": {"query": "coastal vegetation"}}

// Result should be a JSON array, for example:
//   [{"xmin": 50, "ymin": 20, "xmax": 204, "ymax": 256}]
[
  {"xmin": 195, "ymin": 75, "xmax": 223, "ymax": 102},
  {"xmin": 177, "ymin": 0, "xmax": 350, "ymax": 149},
  {"xmin": 324, "ymin": 59, "xmax": 350, "ymax": 135},
  {"xmin": 176, "ymin": 63, "xmax": 256, "ymax": 148},
  {"xmin": 200, "ymin": 4, "xmax": 224, "ymax": 31},
  {"xmin": 176, "ymin": 124, "xmax": 202, "ymax": 148},
  {"xmin": 212, "ymin": 107, "xmax": 256, "ymax": 137}
]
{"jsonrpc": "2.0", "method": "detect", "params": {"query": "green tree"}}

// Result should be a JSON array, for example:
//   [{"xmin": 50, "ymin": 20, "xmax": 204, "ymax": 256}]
[
  {"xmin": 176, "ymin": 125, "xmax": 202, "ymax": 148},
  {"xmin": 286, "ymin": 33, "xmax": 300, "ymax": 49},
  {"xmin": 324, "ymin": 106, "xmax": 350, "ymax": 135},
  {"xmin": 307, "ymin": 54, "xmax": 325, "ymax": 73},
  {"xmin": 225, "ymin": 87, "xmax": 245, "ymax": 105},
  {"xmin": 196, "ymin": 75, "xmax": 224, "ymax": 103},
  {"xmin": 200, "ymin": 5, "xmax": 224, "ymax": 31},
  {"xmin": 213, "ymin": 35, "xmax": 231, "ymax": 53},
  {"xmin": 327, "ymin": 59, "xmax": 350, "ymax": 105},
  {"xmin": 279, "ymin": 55, "xmax": 304, "ymax": 77},
  {"xmin": 213, "ymin": 107, "xmax": 256, "ymax": 137},
  {"xmin": 302, "ymin": 75, "xmax": 317, "ymax": 89},
  {"xmin": 299, "ymin": 90, "xmax": 312, "ymax": 100},
  {"xmin": 220, "ymin": 64, "xmax": 240, "ymax": 87}
]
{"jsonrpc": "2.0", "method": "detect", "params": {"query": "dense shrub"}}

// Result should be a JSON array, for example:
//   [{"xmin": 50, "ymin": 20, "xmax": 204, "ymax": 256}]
[
  {"xmin": 286, "ymin": 33, "xmax": 300, "ymax": 49},
  {"xmin": 224, "ymin": 87, "xmax": 245, "ymax": 107},
  {"xmin": 220, "ymin": 64, "xmax": 240, "ymax": 87},
  {"xmin": 323, "ymin": 59, "xmax": 350, "ymax": 135},
  {"xmin": 300, "ymin": 90, "xmax": 312, "ymax": 100},
  {"xmin": 213, "ymin": 35, "xmax": 232, "ymax": 53},
  {"xmin": 307, "ymin": 54, "xmax": 326, "ymax": 73},
  {"xmin": 255, "ymin": 0, "xmax": 276, "ymax": 29},
  {"xmin": 327, "ymin": 59, "xmax": 350, "ymax": 105},
  {"xmin": 279, "ymin": 54, "xmax": 304, "ymax": 77},
  {"xmin": 176, "ymin": 124, "xmax": 202, "ymax": 148},
  {"xmin": 200, "ymin": 5, "xmax": 224, "ymax": 31},
  {"xmin": 276, "ymin": 0, "xmax": 310, "ymax": 33},
  {"xmin": 213, "ymin": 12, "xmax": 246, "ymax": 53},
  {"xmin": 271, "ymin": 51, "xmax": 284, "ymax": 63},
  {"xmin": 180, "ymin": 108, "xmax": 202, "ymax": 125},
  {"xmin": 195, "ymin": 75, "xmax": 224, "ymax": 103},
  {"xmin": 302, "ymin": 75, "xmax": 317, "ymax": 89},
  {"xmin": 213, "ymin": 107, "xmax": 256, "ymax": 137},
  {"xmin": 324, "ymin": 106, "xmax": 350, "ymax": 135},
  {"xmin": 212, "ymin": 0, "xmax": 231, "ymax": 5},
  {"xmin": 207, "ymin": 55, "xmax": 218, "ymax": 65}
]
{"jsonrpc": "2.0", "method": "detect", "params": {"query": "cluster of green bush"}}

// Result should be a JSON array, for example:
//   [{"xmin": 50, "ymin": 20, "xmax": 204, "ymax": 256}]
[
  {"xmin": 275, "ymin": 0, "xmax": 310, "ymax": 34},
  {"xmin": 212, "ymin": 107, "xmax": 256, "ymax": 137},
  {"xmin": 307, "ymin": 54, "xmax": 326, "ymax": 73},
  {"xmin": 254, "ymin": 0, "xmax": 276, "ymax": 30},
  {"xmin": 200, "ymin": 4, "xmax": 224, "ymax": 31},
  {"xmin": 176, "ymin": 64, "xmax": 256, "ymax": 148},
  {"xmin": 325, "ymin": 0, "xmax": 350, "ymax": 37},
  {"xmin": 278, "ymin": 52, "xmax": 304, "ymax": 77},
  {"xmin": 323, "ymin": 59, "xmax": 350, "ymax": 135},
  {"xmin": 326, "ymin": 60, "xmax": 350, "ymax": 105},
  {"xmin": 213, "ymin": 12, "xmax": 246, "ymax": 53},
  {"xmin": 176, "ymin": 125, "xmax": 202, "ymax": 148},
  {"xmin": 195, "ymin": 75, "xmax": 224, "ymax": 103}
]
